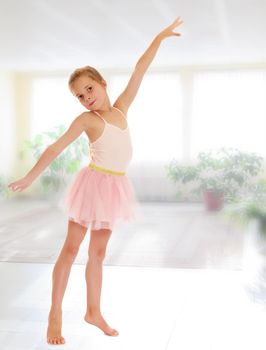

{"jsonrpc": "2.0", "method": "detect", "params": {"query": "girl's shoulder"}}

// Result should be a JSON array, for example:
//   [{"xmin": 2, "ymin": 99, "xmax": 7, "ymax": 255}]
[
  {"xmin": 113, "ymin": 104, "xmax": 128, "ymax": 118},
  {"xmin": 77, "ymin": 111, "xmax": 100, "ymax": 130}
]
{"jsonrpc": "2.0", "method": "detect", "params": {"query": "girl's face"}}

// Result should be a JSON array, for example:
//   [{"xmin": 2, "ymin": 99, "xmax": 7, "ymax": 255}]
[{"xmin": 71, "ymin": 75, "xmax": 107, "ymax": 111}]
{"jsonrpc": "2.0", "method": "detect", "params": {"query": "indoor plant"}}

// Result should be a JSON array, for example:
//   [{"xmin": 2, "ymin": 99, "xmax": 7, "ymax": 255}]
[
  {"xmin": 166, "ymin": 148, "xmax": 263, "ymax": 210},
  {"xmin": 20, "ymin": 124, "xmax": 88, "ymax": 197},
  {"xmin": 224, "ymin": 179, "xmax": 266, "ymax": 234},
  {"xmin": 224, "ymin": 179, "xmax": 266, "ymax": 301},
  {"xmin": 0, "ymin": 175, "xmax": 11, "ymax": 199}
]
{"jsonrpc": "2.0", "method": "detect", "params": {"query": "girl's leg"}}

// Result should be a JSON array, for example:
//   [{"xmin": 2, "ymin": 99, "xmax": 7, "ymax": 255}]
[
  {"xmin": 47, "ymin": 220, "xmax": 87, "ymax": 345},
  {"xmin": 84, "ymin": 228, "xmax": 119, "ymax": 336}
]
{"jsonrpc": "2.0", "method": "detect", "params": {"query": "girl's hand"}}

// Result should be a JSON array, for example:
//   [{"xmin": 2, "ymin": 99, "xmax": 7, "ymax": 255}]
[
  {"xmin": 8, "ymin": 176, "xmax": 33, "ymax": 192},
  {"xmin": 159, "ymin": 16, "xmax": 183, "ymax": 40}
]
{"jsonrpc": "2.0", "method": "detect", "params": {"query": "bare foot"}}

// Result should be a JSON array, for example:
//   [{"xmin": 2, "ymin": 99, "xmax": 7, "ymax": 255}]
[
  {"xmin": 47, "ymin": 312, "xmax": 65, "ymax": 345},
  {"xmin": 84, "ymin": 312, "xmax": 119, "ymax": 336}
]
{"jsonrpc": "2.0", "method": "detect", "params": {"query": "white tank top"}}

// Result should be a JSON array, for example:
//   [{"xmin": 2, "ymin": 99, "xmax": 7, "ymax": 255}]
[{"xmin": 89, "ymin": 107, "xmax": 133, "ymax": 173}]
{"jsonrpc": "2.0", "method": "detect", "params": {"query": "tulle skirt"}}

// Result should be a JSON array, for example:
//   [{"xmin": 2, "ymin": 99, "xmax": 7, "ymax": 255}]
[{"xmin": 59, "ymin": 166, "xmax": 139, "ymax": 231}]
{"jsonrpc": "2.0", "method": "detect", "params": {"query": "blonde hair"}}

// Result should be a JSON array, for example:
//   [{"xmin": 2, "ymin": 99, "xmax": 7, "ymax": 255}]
[{"xmin": 68, "ymin": 66, "xmax": 105, "ymax": 89}]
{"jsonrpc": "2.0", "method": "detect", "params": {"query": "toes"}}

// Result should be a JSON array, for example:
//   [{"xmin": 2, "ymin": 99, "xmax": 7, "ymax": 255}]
[
  {"xmin": 105, "ymin": 329, "xmax": 119, "ymax": 337},
  {"xmin": 47, "ymin": 337, "xmax": 65, "ymax": 345},
  {"xmin": 112, "ymin": 329, "xmax": 119, "ymax": 336}
]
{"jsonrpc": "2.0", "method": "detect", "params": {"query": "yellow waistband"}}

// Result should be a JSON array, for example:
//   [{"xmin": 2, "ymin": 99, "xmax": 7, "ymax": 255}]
[{"xmin": 88, "ymin": 163, "xmax": 125, "ymax": 176}]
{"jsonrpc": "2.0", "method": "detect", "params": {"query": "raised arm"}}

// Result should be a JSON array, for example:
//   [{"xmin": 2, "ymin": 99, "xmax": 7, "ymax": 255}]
[
  {"xmin": 8, "ymin": 113, "xmax": 89, "ymax": 192},
  {"xmin": 114, "ymin": 16, "xmax": 183, "ymax": 114}
]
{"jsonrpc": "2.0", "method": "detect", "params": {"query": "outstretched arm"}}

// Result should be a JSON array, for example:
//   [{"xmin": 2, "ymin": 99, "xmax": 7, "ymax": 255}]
[
  {"xmin": 114, "ymin": 16, "xmax": 183, "ymax": 114},
  {"xmin": 8, "ymin": 113, "xmax": 89, "ymax": 192}
]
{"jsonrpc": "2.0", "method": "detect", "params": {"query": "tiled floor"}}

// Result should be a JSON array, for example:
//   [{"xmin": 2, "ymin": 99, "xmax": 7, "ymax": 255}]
[
  {"xmin": 0, "ymin": 199, "xmax": 266, "ymax": 349},
  {"xmin": 1, "ymin": 263, "xmax": 266, "ymax": 350},
  {"xmin": 0, "ymin": 199, "xmax": 244, "ymax": 269}
]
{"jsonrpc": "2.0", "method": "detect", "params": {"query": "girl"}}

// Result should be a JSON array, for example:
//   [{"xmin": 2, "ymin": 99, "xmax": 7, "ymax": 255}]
[{"xmin": 8, "ymin": 16, "xmax": 183, "ymax": 345}]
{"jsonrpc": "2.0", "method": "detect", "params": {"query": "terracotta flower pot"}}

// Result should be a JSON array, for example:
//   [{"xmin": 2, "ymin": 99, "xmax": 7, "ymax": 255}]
[{"xmin": 202, "ymin": 190, "xmax": 224, "ymax": 211}]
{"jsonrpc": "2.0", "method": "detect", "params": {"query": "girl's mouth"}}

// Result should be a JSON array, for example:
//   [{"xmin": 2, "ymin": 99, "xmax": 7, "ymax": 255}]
[{"xmin": 89, "ymin": 100, "xmax": 96, "ymax": 107}]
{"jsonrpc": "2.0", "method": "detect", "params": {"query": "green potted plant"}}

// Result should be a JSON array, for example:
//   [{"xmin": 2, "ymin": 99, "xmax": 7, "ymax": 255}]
[
  {"xmin": 225, "ymin": 179, "xmax": 266, "ymax": 234},
  {"xmin": 224, "ymin": 179, "xmax": 266, "ymax": 300},
  {"xmin": 20, "ymin": 124, "xmax": 88, "ymax": 198},
  {"xmin": 0, "ymin": 175, "xmax": 11, "ymax": 200},
  {"xmin": 165, "ymin": 148, "xmax": 263, "ymax": 211}
]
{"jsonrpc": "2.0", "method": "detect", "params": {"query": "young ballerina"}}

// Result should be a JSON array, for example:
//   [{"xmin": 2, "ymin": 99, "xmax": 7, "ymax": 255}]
[{"xmin": 8, "ymin": 16, "xmax": 183, "ymax": 345}]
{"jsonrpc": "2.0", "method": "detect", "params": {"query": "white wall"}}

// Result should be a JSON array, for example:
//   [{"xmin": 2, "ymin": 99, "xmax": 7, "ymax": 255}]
[{"xmin": 0, "ymin": 71, "xmax": 15, "ymax": 176}]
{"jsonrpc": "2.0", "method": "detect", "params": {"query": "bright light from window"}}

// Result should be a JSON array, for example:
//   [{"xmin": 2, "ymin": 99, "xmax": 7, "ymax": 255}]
[
  {"xmin": 109, "ymin": 72, "xmax": 182, "ymax": 164},
  {"xmin": 191, "ymin": 70, "xmax": 266, "ymax": 158},
  {"xmin": 30, "ymin": 77, "xmax": 84, "ymax": 137}
]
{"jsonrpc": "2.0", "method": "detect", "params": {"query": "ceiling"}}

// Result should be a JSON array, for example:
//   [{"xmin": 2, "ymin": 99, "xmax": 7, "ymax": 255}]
[{"xmin": 0, "ymin": 0, "xmax": 266, "ymax": 71}]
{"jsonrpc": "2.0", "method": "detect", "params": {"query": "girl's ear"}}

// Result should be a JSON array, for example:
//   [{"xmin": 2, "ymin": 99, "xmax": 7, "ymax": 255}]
[{"xmin": 101, "ymin": 80, "xmax": 107, "ymax": 88}]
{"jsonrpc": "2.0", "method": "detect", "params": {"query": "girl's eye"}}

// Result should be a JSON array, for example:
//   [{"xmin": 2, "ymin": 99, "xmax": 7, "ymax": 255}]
[
  {"xmin": 78, "ymin": 95, "xmax": 83, "ymax": 99},
  {"xmin": 87, "ymin": 86, "xmax": 92, "ymax": 91}
]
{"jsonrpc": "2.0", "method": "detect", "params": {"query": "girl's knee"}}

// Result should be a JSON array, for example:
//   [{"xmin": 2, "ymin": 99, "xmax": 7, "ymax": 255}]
[
  {"xmin": 87, "ymin": 228, "xmax": 112, "ymax": 262},
  {"xmin": 61, "ymin": 220, "xmax": 87, "ymax": 260},
  {"xmin": 88, "ymin": 248, "xmax": 106, "ymax": 262},
  {"xmin": 63, "ymin": 244, "xmax": 80, "ymax": 259}
]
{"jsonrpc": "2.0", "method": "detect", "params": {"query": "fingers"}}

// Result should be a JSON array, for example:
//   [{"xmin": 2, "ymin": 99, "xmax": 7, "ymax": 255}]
[
  {"xmin": 171, "ymin": 16, "xmax": 183, "ymax": 28},
  {"xmin": 8, "ymin": 183, "xmax": 15, "ymax": 191},
  {"xmin": 8, "ymin": 180, "xmax": 30, "ymax": 192},
  {"xmin": 8, "ymin": 183, "xmax": 16, "ymax": 191},
  {"xmin": 164, "ymin": 16, "xmax": 183, "ymax": 37},
  {"xmin": 8, "ymin": 183, "xmax": 23, "ymax": 192},
  {"xmin": 159, "ymin": 15, "xmax": 183, "ymax": 39}
]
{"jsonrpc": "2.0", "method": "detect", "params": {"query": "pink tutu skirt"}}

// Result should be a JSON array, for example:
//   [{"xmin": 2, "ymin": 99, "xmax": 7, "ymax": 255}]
[{"xmin": 60, "ymin": 166, "xmax": 139, "ymax": 230}]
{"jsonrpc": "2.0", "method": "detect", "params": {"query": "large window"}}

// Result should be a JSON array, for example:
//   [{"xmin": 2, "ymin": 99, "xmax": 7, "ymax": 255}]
[
  {"xmin": 30, "ymin": 77, "xmax": 84, "ymax": 137},
  {"xmin": 109, "ymin": 72, "xmax": 183, "ymax": 165},
  {"xmin": 29, "ymin": 69, "xmax": 266, "ymax": 200},
  {"xmin": 191, "ymin": 70, "xmax": 266, "ymax": 158},
  {"xmin": 109, "ymin": 72, "xmax": 182, "ymax": 200}
]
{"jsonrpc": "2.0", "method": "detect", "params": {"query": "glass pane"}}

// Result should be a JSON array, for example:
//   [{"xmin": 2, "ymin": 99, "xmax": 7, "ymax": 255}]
[
  {"xmin": 110, "ymin": 72, "xmax": 182, "ymax": 165},
  {"xmin": 30, "ymin": 77, "xmax": 84, "ymax": 137},
  {"xmin": 191, "ymin": 70, "xmax": 266, "ymax": 158}
]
